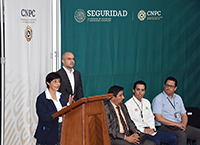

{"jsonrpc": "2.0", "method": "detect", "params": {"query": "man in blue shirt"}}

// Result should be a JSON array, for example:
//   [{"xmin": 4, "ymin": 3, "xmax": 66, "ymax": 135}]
[
  {"xmin": 152, "ymin": 76, "xmax": 200, "ymax": 145},
  {"xmin": 125, "ymin": 80, "xmax": 177, "ymax": 145}
]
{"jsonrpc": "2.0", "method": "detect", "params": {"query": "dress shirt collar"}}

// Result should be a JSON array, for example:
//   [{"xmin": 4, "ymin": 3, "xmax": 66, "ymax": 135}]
[
  {"xmin": 132, "ymin": 95, "xmax": 143, "ymax": 105},
  {"xmin": 45, "ymin": 88, "xmax": 61, "ymax": 101},
  {"xmin": 162, "ymin": 91, "xmax": 176, "ymax": 100},
  {"xmin": 63, "ymin": 66, "xmax": 74, "ymax": 74},
  {"xmin": 110, "ymin": 101, "xmax": 121, "ymax": 109}
]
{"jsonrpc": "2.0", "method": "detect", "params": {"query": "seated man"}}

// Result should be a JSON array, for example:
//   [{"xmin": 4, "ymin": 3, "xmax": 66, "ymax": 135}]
[
  {"xmin": 105, "ymin": 85, "xmax": 156, "ymax": 145},
  {"xmin": 125, "ymin": 80, "xmax": 177, "ymax": 145},
  {"xmin": 152, "ymin": 76, "xmax": 200, "ymax": 145}
]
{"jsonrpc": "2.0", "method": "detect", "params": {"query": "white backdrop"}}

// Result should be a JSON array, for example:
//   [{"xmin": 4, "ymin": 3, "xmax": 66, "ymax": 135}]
[{"xmin": 4, "ymin": 0, "xmax": 53, "ymax": 144}]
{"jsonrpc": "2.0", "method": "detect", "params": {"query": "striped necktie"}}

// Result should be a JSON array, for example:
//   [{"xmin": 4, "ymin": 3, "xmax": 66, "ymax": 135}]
[{"xmin": 116, "ymin": 106, "xmax": 129, "ymax": 135}]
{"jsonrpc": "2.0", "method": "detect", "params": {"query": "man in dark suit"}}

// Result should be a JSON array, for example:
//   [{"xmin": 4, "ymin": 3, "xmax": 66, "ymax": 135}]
[
  {"xmin": 57, "ymin": 52, "xmax": 83, "ymax": 105},
  {"xmin": 105, "ymin": 85, "xmax": 156, "ymax": 145}
]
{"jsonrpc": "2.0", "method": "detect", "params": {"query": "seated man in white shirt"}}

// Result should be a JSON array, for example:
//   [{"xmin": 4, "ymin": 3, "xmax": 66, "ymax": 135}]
[{"xmin": 125, "ymin": 80, "xmax": 177, "ymax": 145}]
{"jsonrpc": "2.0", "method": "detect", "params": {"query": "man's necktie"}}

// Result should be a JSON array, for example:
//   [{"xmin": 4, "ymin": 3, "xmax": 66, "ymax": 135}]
[{"xmin": 116, "ymin": 106, "xmax": 129, "ymax": 135}]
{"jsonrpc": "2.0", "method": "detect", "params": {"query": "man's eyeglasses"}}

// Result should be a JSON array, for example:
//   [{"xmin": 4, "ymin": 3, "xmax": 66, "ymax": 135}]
[{"xmin": 164, "ymin": 84, "xmax": 176, "ymax": 88}]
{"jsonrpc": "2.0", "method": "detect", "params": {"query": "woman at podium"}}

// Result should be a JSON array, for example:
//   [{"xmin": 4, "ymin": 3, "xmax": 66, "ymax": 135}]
[{"xmin": 34, "ymin": 72, "xmax": 66, "ymax": 145}]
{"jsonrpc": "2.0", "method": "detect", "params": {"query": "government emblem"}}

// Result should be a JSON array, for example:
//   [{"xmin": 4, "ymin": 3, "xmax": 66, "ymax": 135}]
[{"xmin": 74, "ymin": 9, "xmax": 86, "ymax": 23}]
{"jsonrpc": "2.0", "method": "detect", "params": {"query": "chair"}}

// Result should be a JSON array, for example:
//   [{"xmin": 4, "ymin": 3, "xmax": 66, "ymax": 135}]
[
  {"xmin": 186, "ymin": 107, "xmax": 200, "ymax": 128},
  {"xmin": 185, "ymin": 107, "xmax": 200, "ymax": 145}
]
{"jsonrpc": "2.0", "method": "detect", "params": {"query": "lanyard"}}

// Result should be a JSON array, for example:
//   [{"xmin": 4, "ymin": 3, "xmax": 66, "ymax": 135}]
[
  {"xmin": 166, "ymin": 97, "xmax": 176, "ymax": 110},
  {"xmin": 133, "ymin": 98, "xmax": 143, "ymax": 119}
]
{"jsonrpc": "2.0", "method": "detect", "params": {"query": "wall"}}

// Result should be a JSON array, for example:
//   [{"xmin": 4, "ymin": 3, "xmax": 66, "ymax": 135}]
[{"xmin": 60, "ymin": 0, "xmax": 200, "ymax": 107}]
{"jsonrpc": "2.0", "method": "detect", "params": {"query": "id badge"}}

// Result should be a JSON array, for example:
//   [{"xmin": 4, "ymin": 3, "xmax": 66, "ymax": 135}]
[{"xmin": 174, "ymin": 112, "xmax": 181, "ymax": 118}]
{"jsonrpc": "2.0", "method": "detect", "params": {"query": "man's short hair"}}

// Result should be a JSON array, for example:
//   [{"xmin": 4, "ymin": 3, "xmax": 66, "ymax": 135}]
[
  {"xmin": 108, "ymin": 85, "xmax": 123, "ymax": 97},
  {"xmin": 164, "ymin": 76, "xmax": 178, "ymax": 87},
  {"xmin": 133, "ymin": 80, "xmax": 146, "ymax": 90}
]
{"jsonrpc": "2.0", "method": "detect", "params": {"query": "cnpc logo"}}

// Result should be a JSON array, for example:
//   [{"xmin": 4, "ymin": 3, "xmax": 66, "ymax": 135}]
[
  {"xmin": 21, "ymin": 9, "xmax": 36, "ymax": 17},
  {"xmin": 138, "ymin": 10, "xmax": 162, "ymax": 21},
  {"xmin": 147, "ymin": 11, "xmax": 161, "ymax": 16}
]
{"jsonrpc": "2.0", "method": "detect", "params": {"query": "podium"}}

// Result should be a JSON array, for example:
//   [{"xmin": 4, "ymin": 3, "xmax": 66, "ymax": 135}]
[{"xmin": 52, "ymin": 94, "xmax": 112, "ymax": 145}]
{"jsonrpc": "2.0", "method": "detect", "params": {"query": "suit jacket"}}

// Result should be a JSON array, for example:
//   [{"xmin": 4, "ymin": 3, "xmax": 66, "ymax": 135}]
[
  {"xmin": 104, "ymin": 101, "xmax": 139, "ymax": 143},
  {"xmin": 57, "ymin": 67, "xmax": 83, "ymax": 103},
  {"xmin": 34, "ymin": 91, "xmax": 66, "ymax": 145}
]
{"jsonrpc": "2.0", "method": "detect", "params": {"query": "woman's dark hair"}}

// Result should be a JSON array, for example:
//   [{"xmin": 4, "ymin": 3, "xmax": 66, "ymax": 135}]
[{"xmin": 46, "ymin": 72, "xmax": 62, "ymax": 88}]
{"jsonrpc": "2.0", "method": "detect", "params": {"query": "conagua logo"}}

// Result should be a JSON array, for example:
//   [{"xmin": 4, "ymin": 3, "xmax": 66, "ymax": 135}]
[
  {"xmin": 74, "ymin": 9, "xmax": 86, "ymax": 23},
  {"xmin": 138, "ymin": 10, "xmax": 146, "ymax": 21},
  {"xmin": 25, "ymin": 25, "xmax": 33, "ymax": 42}
]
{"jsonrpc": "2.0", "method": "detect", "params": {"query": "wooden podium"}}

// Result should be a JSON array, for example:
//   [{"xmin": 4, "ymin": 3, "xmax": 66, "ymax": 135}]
[{"xmin": 52, "ymin": 94, "xmax": 112, "ymax": 145}]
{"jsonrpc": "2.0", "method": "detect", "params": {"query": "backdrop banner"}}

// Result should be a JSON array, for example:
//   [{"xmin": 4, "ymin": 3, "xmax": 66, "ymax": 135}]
[
  {"xmin": 4, "ymin": 0, "xmax": 52, "ymax": 144},
  {"xmin": 60, "ymin": 0, "xmax": 200, "ymax": 106}
]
